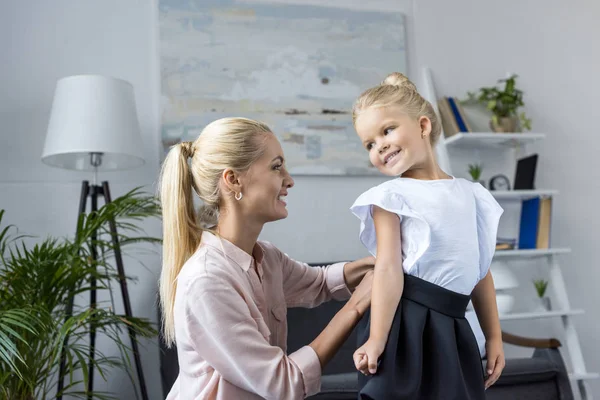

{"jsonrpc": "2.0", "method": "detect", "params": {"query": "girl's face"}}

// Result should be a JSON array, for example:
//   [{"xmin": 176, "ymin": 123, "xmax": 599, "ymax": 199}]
[
  {"xmin": 238, "ymin": 134, "xmax": 295, "ymax": 223},
  {"xmin": 355, "ymin": 105, "xmax": 432, "ymax": 177}
]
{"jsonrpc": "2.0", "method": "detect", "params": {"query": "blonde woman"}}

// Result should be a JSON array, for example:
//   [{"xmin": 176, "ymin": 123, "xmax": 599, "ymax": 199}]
[{"xmin": 159, "ymin": 117, "xmax": 375, "ymax": 400}]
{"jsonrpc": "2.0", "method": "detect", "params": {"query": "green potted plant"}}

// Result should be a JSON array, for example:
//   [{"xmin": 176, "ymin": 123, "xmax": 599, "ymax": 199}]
[
  {"xmin": 533, "ymin": 279, "xmax": 551, "ymax": 311},
  {"xmin": 468, "ymin": 163, "xmax": 485, "ymax": 186},
  {"xmin": 0, "ymin": 188, "xmax": 160, "ymax": 399},
  {"xmin": 466, "ymin": 74, "xmax": 532, "ymax": 133}
]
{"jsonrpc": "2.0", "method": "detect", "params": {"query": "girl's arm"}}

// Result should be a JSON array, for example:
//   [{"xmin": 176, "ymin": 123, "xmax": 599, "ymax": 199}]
[
  {"xmin": 353, "ymin": 206, "xmax": 404, "ymax": 375},
  {"xmin": 471, "ymin": 270, "xmax": 505, "ymax": 389}
]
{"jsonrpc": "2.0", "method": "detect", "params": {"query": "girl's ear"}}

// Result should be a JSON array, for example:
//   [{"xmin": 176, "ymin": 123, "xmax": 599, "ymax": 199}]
[{"xmin": 419, "ymin": 116, "xmax": 432, "ymax": 139}]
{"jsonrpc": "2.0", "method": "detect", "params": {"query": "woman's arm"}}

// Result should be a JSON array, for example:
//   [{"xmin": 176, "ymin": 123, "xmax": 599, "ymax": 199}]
[
  {"xmin": 269, "ymin": 240, "xmax": 370, "ymax": 307},
  {"xmin": 354, "ymin": 206, "xmax": 404, "ymax": 375},
  {"xmin": 343, "ymin": 256, "xmax": 376, "ymax": 291},
  {"xmin": 471, "ymin": 270, "xmax": 505, "ymax": 389},
  {"xmin": 309, "ymin": 270, "xmax": 373, "ymax": 367}
]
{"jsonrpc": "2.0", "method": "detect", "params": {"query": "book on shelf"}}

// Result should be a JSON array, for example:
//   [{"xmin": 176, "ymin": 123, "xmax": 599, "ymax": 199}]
[
  {"xmin": 518, "ymin": 196, "xmax": 552, "ymax": 249},
  {"xmin": 496, "ymin": 238, "xmax": 517, "ymax": 251},
  {"xmin": 437, "ymin": 96, "xmax": 472, "ymax": 137}
]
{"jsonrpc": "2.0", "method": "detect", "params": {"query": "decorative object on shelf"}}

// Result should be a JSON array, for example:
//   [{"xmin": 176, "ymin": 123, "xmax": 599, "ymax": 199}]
[
  {"xmin": 514, "ymin": 154, "xmax": 538, "ymax": 190},
  {"xmin": 495, "ymin": 237, "xmax": 517, "ymax": 251},
  {"xmin": 490, "ymin": 261, "xmax": 518, "ymax": 314},
  {"xmin": 518, "ymin": 195, "xmax": 552, "ymax": 250},
  {"xmin": 533, "ymin": 279, "xmax": 552, "ymax": 311},
  {"xmin": 465, "ymin": 74, "xmax": 532, "ymax": 133},
  {"xmin": 437, "ymin": 96, "xmax": 472, "ymax": 138},
  {"xmin": 489, "ymin": 174, "xmax": 511, "ymax": 191},
  {"xmin": 468, "ymin": 163, "xmax": 485, "ymax": 186}
]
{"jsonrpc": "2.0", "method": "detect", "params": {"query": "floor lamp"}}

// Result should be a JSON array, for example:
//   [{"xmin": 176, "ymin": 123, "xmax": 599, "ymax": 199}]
[{"xmin": 41, "ymin": 75, "xmax": 148, "ymax": 400}]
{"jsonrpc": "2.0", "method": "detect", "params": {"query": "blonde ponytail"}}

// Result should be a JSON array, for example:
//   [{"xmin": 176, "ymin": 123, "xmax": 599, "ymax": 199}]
[
  {"xmin": 158, "ymin": 117, "xmax": 272, "ymax": 347},
  {"xmin": 158, "ymin": 142, "xmax": 202, "ymax": 347}
]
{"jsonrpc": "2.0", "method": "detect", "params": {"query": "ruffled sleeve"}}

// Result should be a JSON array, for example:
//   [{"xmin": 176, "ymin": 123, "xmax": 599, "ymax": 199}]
[
  {"xmin": 473, "ymin": 183, "xmax": 504, "ymax": 280},
  {"xmin": 349, "ymin": 186, "xmax": 431, "ymax": 273}
]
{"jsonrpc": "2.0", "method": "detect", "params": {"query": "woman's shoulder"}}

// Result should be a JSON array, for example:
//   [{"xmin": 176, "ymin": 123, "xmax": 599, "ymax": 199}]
[{"xmin": 178, "ymin": 246, "xmax": 243, "ymax": 291}]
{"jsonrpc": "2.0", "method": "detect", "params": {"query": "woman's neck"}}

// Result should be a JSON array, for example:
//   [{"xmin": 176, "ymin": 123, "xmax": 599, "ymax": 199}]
[{"xmin": 216, "ymin": 211, "xmax": 263, "ymax": 256}]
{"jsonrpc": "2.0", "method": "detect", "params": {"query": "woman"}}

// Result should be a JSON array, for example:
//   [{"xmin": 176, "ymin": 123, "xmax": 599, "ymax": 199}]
[{"xmin": 159, "ymin": 117, "xmax": 374, "ymax": 399}]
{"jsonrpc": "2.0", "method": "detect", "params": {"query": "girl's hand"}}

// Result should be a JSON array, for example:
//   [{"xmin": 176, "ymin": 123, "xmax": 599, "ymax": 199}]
[
  {"xmin": 353, "ymin": 337, "xmax": 386, "ymax": 375},
  {"xmin": 484, "ymin": 337, "xmax": 505, "ymax": 389}
]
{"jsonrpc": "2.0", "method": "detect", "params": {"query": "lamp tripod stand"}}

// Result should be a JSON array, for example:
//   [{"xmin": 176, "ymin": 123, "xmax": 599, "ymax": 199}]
[{"xmin": 56, "ymin": 154, "xmax": 148, "ymax": 400}]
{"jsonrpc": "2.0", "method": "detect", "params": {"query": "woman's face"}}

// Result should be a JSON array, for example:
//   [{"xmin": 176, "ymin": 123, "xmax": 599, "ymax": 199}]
[{"xmin": 238, "ymin": 134, "xmax": 294, "ymax": 223}]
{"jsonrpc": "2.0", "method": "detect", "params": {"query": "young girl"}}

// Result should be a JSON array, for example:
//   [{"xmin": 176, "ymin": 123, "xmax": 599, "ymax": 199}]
[{"xmin": 349, "ymin": 72, "xmax": 505, "ymax": 399}]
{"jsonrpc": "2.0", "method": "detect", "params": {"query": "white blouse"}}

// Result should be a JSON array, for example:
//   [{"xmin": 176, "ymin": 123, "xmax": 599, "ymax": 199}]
[{"xmin": 350, "ymin": 177, "xmax": 503, "ymax": 295}]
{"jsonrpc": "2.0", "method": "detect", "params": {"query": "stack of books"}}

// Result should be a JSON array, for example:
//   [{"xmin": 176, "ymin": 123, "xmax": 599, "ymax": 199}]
[
  {"xmin": 496, "ymin": 238, "xmax": 517, "ymax": 251},
  {"xmin": 518, "ymin": 197, "xmax": 552, "ymax": 249},
  {"xmin": 437, "ymin": 96, "xmax": 472, "ymax": 137}
]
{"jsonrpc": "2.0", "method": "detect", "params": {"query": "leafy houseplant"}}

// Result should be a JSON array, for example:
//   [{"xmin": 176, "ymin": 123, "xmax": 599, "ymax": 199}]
[
  {"xmin": 468, "ymin": 163, "xmax": 485, "ymax": 187},
  {"xmin": 0, "ymin": 188, "xmax": 161, "ymax": 399},
  {"xmin": 466, "ymin": 74, "xmax": 532, "ymax": 133},
  {"xmin": 533, "ymin": 279, "xmax": 551, "ymax": 311}
]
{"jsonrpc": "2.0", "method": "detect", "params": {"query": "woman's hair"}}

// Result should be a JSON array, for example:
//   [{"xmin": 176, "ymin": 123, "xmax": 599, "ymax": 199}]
[
  {"xmin": 352, "ymin": 72, "xmax": 442, "ymax": 145},
  {"xmin": 158, "ymin": 117, "xmax": 272, "ymax": 347}
]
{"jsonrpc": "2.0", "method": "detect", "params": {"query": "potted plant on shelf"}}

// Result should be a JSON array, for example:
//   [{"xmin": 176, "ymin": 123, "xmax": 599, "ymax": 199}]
[
  {"xmin": 468, "ymin": 163, "xmax": 485, "ymax": 187},
  {"xmin": 0, "ymin": 188, "xmax": 160, "ymax": 399},
  {"xmin": 466, "ymin": 74, "xmax": 532, "ymax": 133},
  {"xmin": 533, "ymin": 279, "xmax": 551, "ymax": 311}
]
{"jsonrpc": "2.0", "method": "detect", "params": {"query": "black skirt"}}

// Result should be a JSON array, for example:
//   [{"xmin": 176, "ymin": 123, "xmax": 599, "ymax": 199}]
[{"xmin": 357, "ymin": 274, "xmax": 486, "ymax": 400}]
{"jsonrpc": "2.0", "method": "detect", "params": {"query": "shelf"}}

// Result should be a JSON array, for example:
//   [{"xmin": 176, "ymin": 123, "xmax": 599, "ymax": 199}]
[
  {"xmin": 491, "ymin": 190, "xmax": 558, "ymax": 200},
  {"xmin": 569, "ymin": 372, "xmax": 600, "ymax": 381},
  {"xmin": 499, "ymin": 309, "xmax": 584, "ymax": 321},
  {"xmin": 444, "ymin": 132, "xmax": 546, "ymax": 148},
  {"xmin": 494, "ymin": 248, "xmax": 571, "ymax": 258}
]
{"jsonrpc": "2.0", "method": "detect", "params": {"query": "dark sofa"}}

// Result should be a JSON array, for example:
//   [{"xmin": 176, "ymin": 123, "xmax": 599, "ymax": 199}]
[
  {"xmin": 159, "ymin": 263, "xmax": 574, "ymax": 400},
  {"xmin": 289, "ymin": 299, "xmax": 574, "ymax": 400}
]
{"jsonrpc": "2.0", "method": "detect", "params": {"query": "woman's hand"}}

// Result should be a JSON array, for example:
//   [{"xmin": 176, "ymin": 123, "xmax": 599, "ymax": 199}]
[
  {"xmin": 484, "ymin": 337, "xmax": 505, "ymax": 389},
  {"xmin": 353, "ymin": 337, "xmax": 386, "ymax": 375},
  {"xmin": 346, "ymin": 270, "xmax": 374, "ymax": 316},
  {"xmin": 343, "ymin": 256, "xmax": 376, "ymax": 290}
]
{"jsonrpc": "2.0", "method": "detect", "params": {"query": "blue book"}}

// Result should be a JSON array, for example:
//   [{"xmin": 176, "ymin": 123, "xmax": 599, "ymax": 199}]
[
  {"xmin": 446, "ymin": 97, "xmax": 469, "ymax": 132},
  {"xmin": 518, "ymin": 198, "xmax": 540, "ymax": 249}
]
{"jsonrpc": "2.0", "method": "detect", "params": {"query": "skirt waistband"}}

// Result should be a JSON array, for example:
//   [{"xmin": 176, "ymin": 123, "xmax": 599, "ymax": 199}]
[{"xmin": 402, "ymin": 274, "xmax": 471, "ymax": 318}]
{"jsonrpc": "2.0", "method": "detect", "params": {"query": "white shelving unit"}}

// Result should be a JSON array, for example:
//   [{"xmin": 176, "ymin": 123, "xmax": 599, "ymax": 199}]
[
  {"xmin": 421, "ymin": 67, "xmax": 595, "ymax": 400},
  {"xmin": 491, "ymin": 189, "xmax": 558, "ymax": 200},
  {"xmin": 444, "ymin": 132, "xmax": 546, "ymax": 148},
  {"xmin": 494, "ymin": 248, "xmax": 571, "ymax": 258}
]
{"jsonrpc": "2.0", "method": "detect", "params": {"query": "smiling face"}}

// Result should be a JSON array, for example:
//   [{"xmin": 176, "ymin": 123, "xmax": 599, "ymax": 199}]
[
  {"xmin": 238, "ymin": 134, "xmax": 294, "ymax": 223},
  {"xmin": 355, "ymin": 105, "xmax": 433, "ymax": 177}
]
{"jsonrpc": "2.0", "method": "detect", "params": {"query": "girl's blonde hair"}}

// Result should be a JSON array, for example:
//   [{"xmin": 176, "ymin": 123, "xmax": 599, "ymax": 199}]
[
  {"xmin": 158, "ymin": 117, "xmax": 272, "ymax": 347},
  {"xmin": 352, "ymin": 72, "xmax": 442, "ymax": 145}
]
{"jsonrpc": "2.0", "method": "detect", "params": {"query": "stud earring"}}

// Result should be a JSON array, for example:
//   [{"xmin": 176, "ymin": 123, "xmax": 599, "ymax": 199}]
[{"xmin": 235, "ymin": 192, "xmax": 243, "ymax": 201}]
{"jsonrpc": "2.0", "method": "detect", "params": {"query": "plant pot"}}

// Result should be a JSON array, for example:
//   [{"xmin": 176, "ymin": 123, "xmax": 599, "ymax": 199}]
[
  {"xmin": 490, "ymin": 116, "xmax": 519, "ymax": 133},
  {"xmin": 540, "ymin": 296, "xmax": 552, "ymax": 311}
]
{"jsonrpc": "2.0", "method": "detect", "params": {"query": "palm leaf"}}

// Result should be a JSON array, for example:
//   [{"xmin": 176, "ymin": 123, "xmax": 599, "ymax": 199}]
[{"xmin": 0, "ymin": 188, "xmax": 161, "ymax": 398}]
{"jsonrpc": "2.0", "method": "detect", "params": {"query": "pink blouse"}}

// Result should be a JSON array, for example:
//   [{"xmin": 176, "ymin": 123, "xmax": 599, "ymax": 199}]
[{"xmin": 166, "ymin": 231, "xmax": 351, "ymax": 400}]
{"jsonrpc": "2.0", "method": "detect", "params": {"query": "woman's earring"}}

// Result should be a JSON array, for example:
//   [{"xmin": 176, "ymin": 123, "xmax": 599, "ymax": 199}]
[{"xmin": 235, "ymin": 192, "xmax": 243, "ymax": 201}]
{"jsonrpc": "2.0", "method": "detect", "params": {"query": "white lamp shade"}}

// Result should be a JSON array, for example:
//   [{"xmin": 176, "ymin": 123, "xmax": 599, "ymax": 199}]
[{"xmin": 41, "ymin": 75, "xmax": 145, "ymax": 171}]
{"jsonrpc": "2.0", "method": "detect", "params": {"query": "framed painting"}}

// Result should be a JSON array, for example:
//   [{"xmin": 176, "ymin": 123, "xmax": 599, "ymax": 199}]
[{"xmin": 159, "ymin": 0, "xmax": 407, "ymax": 175}]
